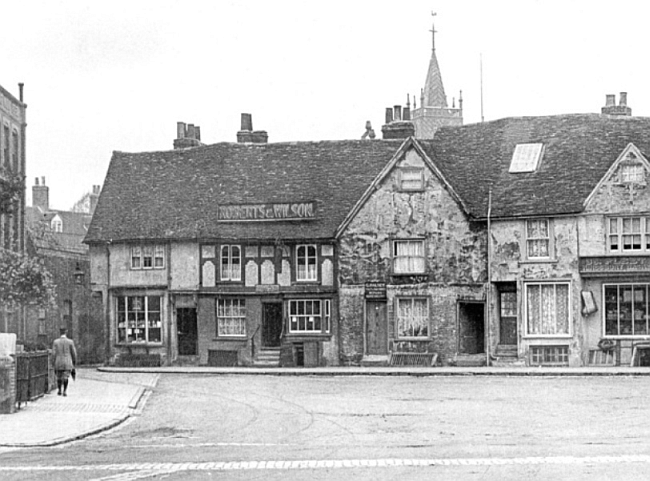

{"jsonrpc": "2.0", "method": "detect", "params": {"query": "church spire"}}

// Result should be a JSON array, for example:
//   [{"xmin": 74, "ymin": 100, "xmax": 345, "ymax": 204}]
[{"xmin": 422, "ymin": 12, "xmax": 447, "ymax": 108}]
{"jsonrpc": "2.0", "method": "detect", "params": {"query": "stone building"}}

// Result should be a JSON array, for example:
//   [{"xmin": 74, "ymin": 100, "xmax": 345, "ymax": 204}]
[
  {"xmin": 26, "ymin": 178, "xmax": 104, "ymax": 362},
  {"xmin": 0, "ymin": 82, "xmax": 27, "ymax": 336}
]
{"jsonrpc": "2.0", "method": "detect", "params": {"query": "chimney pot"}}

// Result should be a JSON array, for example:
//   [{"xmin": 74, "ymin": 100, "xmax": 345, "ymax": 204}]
[
  {"xmin": 385, "ymin": 108, "xmax": 393, "ymax": 124},
  {"xmin": 177, "ymin": 122, "xmax": 186, "ymax": 139},
  {"xmin": 41, "ymin": 176, "xmax": 45, "ymax": 186},
  {"xmin": 195, "ymin": 126, "xmax": 201, "ymax": 141},
  {"xmin": 403, "ymin": 106, "xmax": 411, "ymax": 121},
  {"xmin": 605, "ymin": 94, "xmax": 616, "ymax": 107},
  {"xmin": 35, "ymin": 177, "xmax": 39, "ymax": 186},
  {"xmin": 187, "ymin": 124, "xmax": 196, "ymax": 139},
  {"xmin": 619, "ymin": 92, "xmax": 628, "ymax": 106},
  {"xmin": 18, "ymin": 83, "xmax": 24, "ymax": 103},
  {"xmin": 393, "ymin": 105, "xmax": 402, "ymax": 122},
  {"xmin": 241, "ymin": 113, "xmax": 253, "ymax": 131}
]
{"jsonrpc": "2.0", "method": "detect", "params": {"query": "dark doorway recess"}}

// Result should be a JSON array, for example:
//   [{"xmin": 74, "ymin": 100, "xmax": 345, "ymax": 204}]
[
  {"xmin": 458, "ymin": 302, "xmax": 485, "ymax": 354},
  {"xmin": 177, "ymin": 308, "xmax": 198, "ymax": 356},
  {"xmin": 263, "ymin": 303, "xmax": 283, "ymax": 347}
]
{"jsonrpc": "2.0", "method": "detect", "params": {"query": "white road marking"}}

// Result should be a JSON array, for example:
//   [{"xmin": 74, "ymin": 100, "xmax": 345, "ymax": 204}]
[{"xmin": 2, "ymin": 453, "xmax": 650, "ymax": 478}]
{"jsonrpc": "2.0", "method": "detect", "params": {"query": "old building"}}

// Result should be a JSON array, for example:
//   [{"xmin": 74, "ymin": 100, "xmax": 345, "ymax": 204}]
[
  {"xmin": 0, "ymin": 82, "xmax": 27, "ymax": 336},
  {"xmin": 26, "ymin": 178, "xmax": 104, "ymax": 362}
]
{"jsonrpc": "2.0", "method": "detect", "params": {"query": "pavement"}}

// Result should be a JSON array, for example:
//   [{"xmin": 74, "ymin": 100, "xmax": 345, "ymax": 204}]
[{"xmin": 2, "ymin": 364, "xmax": 650, "ymax": 448}]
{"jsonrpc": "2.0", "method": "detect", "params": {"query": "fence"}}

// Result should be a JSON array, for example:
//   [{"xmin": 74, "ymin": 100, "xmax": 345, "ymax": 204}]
[{"xmin": 15, "ymin": 351, "xmax": 50, "ymax": 409}]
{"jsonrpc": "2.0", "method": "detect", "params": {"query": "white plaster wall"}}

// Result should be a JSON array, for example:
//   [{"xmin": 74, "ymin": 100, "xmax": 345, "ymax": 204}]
[{"xmin": 170, "ymin": 242, "xmax": 199, "ymax": 290}]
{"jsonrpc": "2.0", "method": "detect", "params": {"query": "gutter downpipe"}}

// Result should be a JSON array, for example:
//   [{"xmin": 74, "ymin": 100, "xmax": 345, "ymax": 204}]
[
  {"xmin": 105, "ymin": 241, "xmax": 111, "ymax": 364},
  {"xmin": 486, "ymin": 189, "xmax": 492, "ymax": 367}
]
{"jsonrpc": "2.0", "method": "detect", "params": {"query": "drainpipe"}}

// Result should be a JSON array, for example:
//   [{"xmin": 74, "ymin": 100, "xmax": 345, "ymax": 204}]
[
  {"xmin": 105, "ymin": 241, "xmax": 112, "ymax": 364},
  {"xmin": 485, "ymin": 189, "xmax": 492, "ymax": 367}
]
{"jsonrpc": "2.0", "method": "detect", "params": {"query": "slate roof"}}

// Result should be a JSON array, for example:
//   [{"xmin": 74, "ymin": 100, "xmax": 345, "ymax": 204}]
[
  {"xmin": 418, "ymin": 114, "xmax": 650, "ymax": 219},
  {"xmin": 26, "ymin": 206, "xmax": 91, "ymax": 254},
  {"xmin": 85, "ymin": 140, "xmax": 403, "ymax": 243}
]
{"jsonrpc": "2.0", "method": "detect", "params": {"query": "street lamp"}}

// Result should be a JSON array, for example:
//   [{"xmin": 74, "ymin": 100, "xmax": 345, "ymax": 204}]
[{"xmin": 74, "ymin": 263, "xmax": 85, "ymax": 285}]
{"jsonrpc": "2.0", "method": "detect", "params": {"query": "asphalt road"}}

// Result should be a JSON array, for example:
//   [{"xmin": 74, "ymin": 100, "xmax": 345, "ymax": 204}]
[{"xmin": 2, "ymin": 373, "xmax": 650, "ymax": 480}]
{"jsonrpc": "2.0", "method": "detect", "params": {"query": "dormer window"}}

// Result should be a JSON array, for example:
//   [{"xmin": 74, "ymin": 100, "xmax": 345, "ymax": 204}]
[
  {"xmin": 509, "ymin": 143, "xmax": 544, "ymax": 173},
  {"xmin": 398, "ymin": 167, "xmax": 424, "ymax": 191},
  {"xmin": 51, "ymin": 215, "xmax": 63, "ymax": 232}
]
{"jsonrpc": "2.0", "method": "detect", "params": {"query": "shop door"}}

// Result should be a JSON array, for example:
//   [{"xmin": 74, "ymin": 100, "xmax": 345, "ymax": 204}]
[
  {"xmin": 177, "ymin": 308, "xmax": 198, "ymax": 356},
  {"xmin": 499, "ymin": 287, "xmax": 518, "ymax": 345},
  {"xmin": 366, "ymin": 301, "xmax": 388, "ymax": 355},
  {"xmin": 458, "ymin": 302, "xmax": 485, "ymax": 354},
  {"xmin": 262, "ymin": 303, "xmax": 283, "ymax": 347}
]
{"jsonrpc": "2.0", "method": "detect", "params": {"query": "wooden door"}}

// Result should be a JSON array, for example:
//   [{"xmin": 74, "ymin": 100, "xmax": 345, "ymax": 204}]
[
  {"xmin": 366, "ymin": 301, "xmax": 388, "ymax": 355},
  {"xmin": 499, "ymin": 290, "xmax": 518, "ymax": 345}
]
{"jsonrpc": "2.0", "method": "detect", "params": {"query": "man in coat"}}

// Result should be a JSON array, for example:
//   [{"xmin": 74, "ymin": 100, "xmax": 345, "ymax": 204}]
[{"xmin": 52, "ymin": 328, "xmax": 77, "ymax": 396}]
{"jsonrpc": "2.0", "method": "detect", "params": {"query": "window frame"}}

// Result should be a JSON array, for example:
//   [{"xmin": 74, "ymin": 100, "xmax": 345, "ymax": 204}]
[
  {"xmin": 216, "ymin": 298, "xmax": 247, "ymax": 337},
  {"xmin": 220, "ymin": 245, "xmax": 242, "ymax": 282},
  {"xmin": 525, "ymin": 219, "xmax": 551, "ymax": 260},
  {"xmin": 288, "ymin": 299, "xmax": 331, "ymax": 334},
  {"xmin": 395, "ymin": 297, "xmax": 430, "ymax": 339},
  {"xmin": 398, "ymin": 167, "xmax": 425, "ymax": 192},
  {"xmin": 607, "ymin": 216, "xmax": 650, "ymax": 254},
  {"xmin": 603, "ymin": 283, "xmax": 650, "ymax": 338},
  {"xmin": 130, "ymin": 244, "xmax": 166, "ymax": 270},
  {"xmin": 524, "ymin": 281, "xmax": 571, "ymax": 338},
  {"xmin": 392, "ymin": 239, "xmax": 426, "ymax": 275},
  {"xmin": 116, "ymin": 294, "xmax": 163, "ymax": 344},
  {"xmin": 296, "ymin": 244, "xmax": 318, "ymax": 282}
]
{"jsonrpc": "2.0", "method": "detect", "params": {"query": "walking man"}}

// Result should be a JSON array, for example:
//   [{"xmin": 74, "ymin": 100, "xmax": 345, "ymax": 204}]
[{"xmin": 52, "ymin": 328, "xmax": 77, "ymax": 396}]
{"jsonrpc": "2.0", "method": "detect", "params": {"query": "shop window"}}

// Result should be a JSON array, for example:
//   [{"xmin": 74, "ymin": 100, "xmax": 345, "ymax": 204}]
[
  {"xmin": 393, "ymin": 240, "xmax": 425, "ymax": 274},
  {"xmin": 131, "ymin": 244, "xmax": 165, "ymax": 269},
  {"xmin": 220, "ymin": 245, "xmax": 241, "ymax": 281},
  {"xmin": 117, "ymin": 295, "xmax": 162, "ymax": 343},
  {"xmin": 217, "ymin": 299, "xmax": 246, "ymax": 337},
  {"xmin": 396, "ymin": 297, "xmax": 429, "ymax": 338},
  {"xmin": 296, "ymin": 245, "xmax": 317, "ymax": 281},
  {"xmin": 525, "ymin": 283, "xmax": 570, "ymax": 336},
  {"xmin": 289, "ymin": 299, "xmax": 330, "ymax": 333},
  {"xmin": 526, "ymin": 219, "xmax": 550, "ymax": 259},
  {"xmin": 604, "ymin": 284, "xmax": 650, "ymax": 336}
]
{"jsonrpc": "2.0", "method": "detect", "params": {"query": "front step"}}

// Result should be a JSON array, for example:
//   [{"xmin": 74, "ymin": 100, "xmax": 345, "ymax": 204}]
[
  {"xmin": 361, "ymin": 355, "xmax": 389, "ymax": 367},
  {"xmin": 495, "ymin": 344, "xmax": 518, "ymax": 358},
  {"xmin": 454, "ymin": 353, "xmax": 487, "ymax": 367},
  {"xmin": 254, "ymin": 348, "xmax": 281, "ymax": 367}
]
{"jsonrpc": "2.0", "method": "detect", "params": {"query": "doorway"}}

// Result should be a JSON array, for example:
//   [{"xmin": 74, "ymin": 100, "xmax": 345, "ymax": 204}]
[
  {"xmin": 177, "ymin": 308, "xmax": 197, "ymax": 356},
  {"xmin": 458, "ymin": 302, "xmax": 485, "ymax": 354},
  {"xmin": 366, "ymin": 301, "xmax": 388, "ymax": 355},
  {"xmin": 498, "ymin": 284, "xmax": 518, "ymax": 345},
  {"xmin": 262, "ymin": 303, "xmax": 283, "ymax": 347}
]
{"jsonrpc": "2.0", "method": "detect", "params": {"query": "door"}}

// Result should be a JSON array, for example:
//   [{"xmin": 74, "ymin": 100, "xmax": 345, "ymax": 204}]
[
  {"xmin": 458, "ymin": 302, "xmax": 485, "ymax": 354},
  {"xmin": 262, "ymin": 303, "xmax": 283, "ymax": 347},
  {"xmin": 499, "ymin": 287, "xmax": 518, "ymax": 345},
  {"xmin": 366, "ymin": 301, "xmax": 388, "ymax": 355},
  {"xmin": 177, "ymin": 308, "xmax": 197, "ymax": 356}
]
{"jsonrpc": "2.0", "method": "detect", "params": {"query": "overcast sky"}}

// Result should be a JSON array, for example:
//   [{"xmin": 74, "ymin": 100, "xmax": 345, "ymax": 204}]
[{"xmin": 2, "ymin": 0, "xmax": 648, "ymax": 209}]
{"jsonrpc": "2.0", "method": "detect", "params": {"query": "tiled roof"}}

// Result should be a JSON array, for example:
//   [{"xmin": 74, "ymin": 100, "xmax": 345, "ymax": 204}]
[
  {"xmin": 85, "ymin": 140, "xmax": 403, "ymax": 243},
  {"xmin": 418, "ymin": 114, "xmax": 650, "ymax": 218},
  {"xmin": 26, "ymin": 207, "xmax": 90, "ymax": 254}
]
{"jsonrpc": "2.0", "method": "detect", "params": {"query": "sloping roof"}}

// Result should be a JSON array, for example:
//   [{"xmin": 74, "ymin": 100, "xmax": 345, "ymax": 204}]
[
  {"xmin": 418, "ymin": 114, "xmax": 650, "ymax": 218},
  {"xmin": 85, "ymin": 140, "xmax": 403, "ymax": 243},
  {"xmin": 26, "ymin": 206, "xmax": 90, "ymax": 254},
  {"xmin": 422, "ymin": 49, "xmax": 448, "ymax": 108}
]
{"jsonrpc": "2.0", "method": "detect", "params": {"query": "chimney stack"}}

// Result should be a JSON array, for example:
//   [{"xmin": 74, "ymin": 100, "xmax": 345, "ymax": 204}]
[
  {"xmin": 601, "ymin": 92, "xmax": 632, "ymax": 116},
  {"xmin": 237, "ymin": 113, "xmax": 268, "ymax": 144},
  {"xmin": 381, "ymin": 105, "xmax": 415, "ymax": 140},
  {"xmin": 174, "ymin": 121, "xmax": 203, "ymax": 149},
  {"xmin": 385, "ymin": 108, "xmax": 393, "ymax": 124},
  {"xmin": 18, "ymin": 83, "xmax": 24, "ymax": 103},
  {"xmin": 32, "ymin": 176, "xmax": 49, "ymax": 211}
]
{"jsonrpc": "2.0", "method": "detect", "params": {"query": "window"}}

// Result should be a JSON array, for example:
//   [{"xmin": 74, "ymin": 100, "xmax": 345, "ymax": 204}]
[
  {"xmin": 607, "ymin": 217, "xmax": 650, "ymax": 253},
  {"xmin": 393, "ymin": 240, "xmax": 425, "ymax": 274},
  {"xmin": 11, "ymin": 131, "xmax": 17, "ymax": 171},
  {"xmin": 220, "ymin": 245, "xmax": 241, "ymax": 281},
  {"xmin": 217, "ymin": 299, "xmax": 246, "ymax": 336},
  {"xmin": 604, "ymin": 284, "xmax": 650, "ymax": 336},
  {"xmin": 117, "ymin": 295, "xmax": 162, "ymax": 343},
  {"xmin": 526, "ymin": 219, "xmax": 550, "ymax": 259},
  {"xmin": 620, "ymin": 164, "xmax": 645, "ymax": 183},
  {"xmin": 2, "ymin": 126, "xmax": 8, "ymax": 167},
  {"xmin": 296, "ymin": 245, "xmax": 317, "ymax": 281},
  {"xmin": 525, "ymin": 283, "xmax": 570, "ymax": 336},
  {"xmin": 51, "ymin": 217, "xmax": 63, "ymax": 232},
  {"xmin": 396, "ymin": 297, "xmax": 429, "ymax": 338},
  {"xmin": 289, "ymin": 299, "xmax": 330, "ymax": 333},
  {"xmin": 131, "ymin": 244, "xmax": 165, "ymax": 269},
  {"xmin": 399, "ymin": 167, "xmax": 424, "ymax": 191},
  {"xmin": 530, "ymin": 346, "xmax": 569, "ymax": 366},
  {"xmin": 509, "ymin": 143, "xmax": 544, "ymax": 173}
]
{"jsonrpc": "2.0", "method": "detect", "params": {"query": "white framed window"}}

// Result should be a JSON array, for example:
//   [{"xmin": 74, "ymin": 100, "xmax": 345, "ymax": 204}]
[
  {"xmin": 607, "ymin": 217, "xmax": 650, "ymax": 253},
  {"xmin": 399, "ymin": 167, "xmax": 424, "ymax": 191},
  {"xmin": 604, "ymin": 284, "xmax": 650, "ymax": 337},
  {"xmin": 525, "ymin": 282, "xmax": 570, "ymax": 337},
  {"xmin": 289, "ymin": 299, "xmax": 330, "ymax": 333},
  {"xmin": 220, "ymin": 245, "xmax": 241, "ymax": 281},
  {"xmin": 526, "ymin": 219, "xmax": 550, "ymax": 259},
  {"xmin": 620, "ymin": 163, "xmax": 645, "ymax": 183},
  {"xmin": 217, "ymin": 298, "xmax": 246, "ymax": 337},
  {"xmin": 396, "ymin": 297, "xmax": 429, "ymax": 338},
  {"xmin": 393, "ymin": 240, "xmax": 425, "ymax": 274},
  {"xmin": 296, "ymin": 244, "xmax": 317, "ymax": 281},
  {"xmin": 116, "ymin": 295, "xmax": 162, "ymax": 343},
  {"xmin": 131, "ymin": 244, "xmax": 165, "ymax": 269},
  {"xmin": 51, "ymin": 217, "xmax": 63, "ymax": 232},
  {"xmin": 530, "ymin": 345, "xmax": 569, "ymax": 366}
]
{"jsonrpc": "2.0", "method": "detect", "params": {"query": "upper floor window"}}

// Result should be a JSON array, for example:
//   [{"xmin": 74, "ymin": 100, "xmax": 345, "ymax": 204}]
[
  {"xmin": 11, "ymin": 131, "xmax": 18, "ymax": 171},
  {"xmin": 399, "ymin": 167, "xmax": 424, "ymax": 191},
  {"xmin": 296, "ymin": 244, "xmax": 317, "ymax": 281},
  {"xmin": 526, "ymin": 219, "xmax": 550, "ymax": 259},
  {"xmin": 289, "ymin": 299, "xmax": 330, "ymax": 333},
  {"xmin": 220, "ymin": 245, "xmax": 241, "ymax": 281},
  {"xmin": 608, "ymin": 217, "xmax": 650, "ymax": 253},
  {"xmin": 131, "ymin": 244, "xmax": 165, "ymax": 269},
  {"xmin": 525, "ymin": 282, "xmax": 570, "ymax": 337},
  {"xmin": 2, "ymin": 126, "xmax": 8, "ymax": 167},
  {"xmin": 620, "ymin": 164, "xmax": 645, "ymax": 183},
  {"xmin": 51, "ymin": 216, "xmax": 63, "ymax": 233},
  {"xmin": 393, "ymin": 240, "xmax": 425, "ymax": 274},
  {"xmin": 396, "ymin": 297, "xmax": 429, "ymax": 338}
]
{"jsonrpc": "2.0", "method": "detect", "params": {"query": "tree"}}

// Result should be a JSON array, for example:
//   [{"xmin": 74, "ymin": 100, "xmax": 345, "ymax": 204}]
[
  {"xmin": 0, "ymin": 174, "xmax": 24, "ymax": 215},
  {"xmin": 0, "ymin": 248, "xmax": 56, "ymax": 309}
]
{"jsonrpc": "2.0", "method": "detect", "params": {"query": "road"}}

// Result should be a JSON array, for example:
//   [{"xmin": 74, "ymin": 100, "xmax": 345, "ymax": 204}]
[{"xmin": 2, "ymin": 373, "xmax": 650, "ymax": 480}]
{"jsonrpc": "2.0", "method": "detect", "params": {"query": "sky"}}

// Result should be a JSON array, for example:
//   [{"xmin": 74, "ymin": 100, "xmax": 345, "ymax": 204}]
[{"xmin": 2, "ymin": 0, "xmax": 649, "ymax": 210}]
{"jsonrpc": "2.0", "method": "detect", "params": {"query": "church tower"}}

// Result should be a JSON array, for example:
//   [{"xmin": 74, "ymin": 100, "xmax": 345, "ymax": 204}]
[{"xmin": 411, "ymin": 16, "xmax": 463, "ymax": 138}]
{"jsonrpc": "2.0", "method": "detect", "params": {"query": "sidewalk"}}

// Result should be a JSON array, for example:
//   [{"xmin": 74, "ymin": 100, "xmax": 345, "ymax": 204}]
[{"xmin": 0, "ymin": 369, "xmax": 155, "ymax": 447}]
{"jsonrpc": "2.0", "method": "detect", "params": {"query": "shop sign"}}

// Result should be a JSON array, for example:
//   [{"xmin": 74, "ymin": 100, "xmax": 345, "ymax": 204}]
[
  {"xmin": 217, "ymin": 202, "xmax": 316, "ymax": 221},
  {"xmin": 579, "ymin": 256, "xmax": 650, "ymax": 276},
  {"xmin": 365, "ymin": 281, "xmax": 387, "ymax": 299}
]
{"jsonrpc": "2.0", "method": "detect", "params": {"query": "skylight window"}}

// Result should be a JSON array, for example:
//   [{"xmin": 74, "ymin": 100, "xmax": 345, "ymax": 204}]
[{"xmin": 509, "ymin": 143, "xmax": 544, "ymax": 173}]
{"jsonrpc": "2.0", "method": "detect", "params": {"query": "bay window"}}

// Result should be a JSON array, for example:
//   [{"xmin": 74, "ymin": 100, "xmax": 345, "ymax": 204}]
[
  {"xmin": 608, "ymin": 217, "xmax": 650, "ymax": 253},
  {"xmin": 289, "ymin": 299, "xmax": 330, "ymax": 333}
]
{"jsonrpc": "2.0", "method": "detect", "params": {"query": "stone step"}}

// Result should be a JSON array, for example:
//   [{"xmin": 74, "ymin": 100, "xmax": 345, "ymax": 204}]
[{"xmin": 360, "ymin": 355, "xmax": 389, "ymax": 367}]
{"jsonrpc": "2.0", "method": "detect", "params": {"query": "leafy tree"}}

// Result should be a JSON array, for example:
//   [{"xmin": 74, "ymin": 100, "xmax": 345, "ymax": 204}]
[
  {"xmin": 0, "ymin": 248, "xmax": 56, "ymax": 309},
  {"xmin": 0, "ymin": 175, "xmax": 24, "ymax": 215}
]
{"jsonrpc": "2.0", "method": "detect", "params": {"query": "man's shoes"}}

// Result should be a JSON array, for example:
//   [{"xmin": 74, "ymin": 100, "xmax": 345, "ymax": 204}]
[
  {"xmin": 63, "ymin": 392, "xmax": 67, "ymax": 397},
  {"xmin": 57, "ymin": 391, "xmax": 62, "ymax": 396}
]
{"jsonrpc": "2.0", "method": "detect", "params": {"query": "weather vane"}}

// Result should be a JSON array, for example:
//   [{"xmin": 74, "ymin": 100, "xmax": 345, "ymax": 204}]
[{"xmin": 430, "ymin": 11, "xmax": 437, "ymax": 51}]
